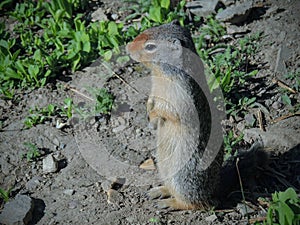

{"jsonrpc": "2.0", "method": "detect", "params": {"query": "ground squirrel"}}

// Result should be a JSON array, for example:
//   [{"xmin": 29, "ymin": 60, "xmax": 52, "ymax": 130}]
[{"xmin": 126, "ymin": 20, "xmax": 224, "ymax": 210}]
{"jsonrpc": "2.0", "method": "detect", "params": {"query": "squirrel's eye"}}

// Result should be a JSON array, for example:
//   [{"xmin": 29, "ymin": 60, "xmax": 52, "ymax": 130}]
[{"xmin": 145, "ymin": 43, "xmax": 157, "ymax": 52}]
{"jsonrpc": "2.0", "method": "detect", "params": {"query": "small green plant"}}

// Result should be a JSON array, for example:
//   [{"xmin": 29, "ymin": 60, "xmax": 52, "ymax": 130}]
[
  {"xmin": 194, "ymin": 16, "xmax": 261, "ymax": 117},
  {"xmin": 23, "ymin": 142, "xmax": 41, "ymax": 161},
  {"xmin": 284, "ymin": 71, "xmax": 300, "ymax": 92},
  {"xmin": 0, "ymin": 187, "xmax": 12, "ymax": 203},
  {"xmin": 266, "ymin": 188, "xmax": 300, "ymax": 225},
  {"xmin": 95, "ymin": 89, "xmax": 114, "ymax": 115},
  {"xmin": 149, "ymin": 217, "xmax": 160, "ymax": 223},
  {"xmin": 223, "ymin": 130, "xmax": 244, "ymax": 160},
  {"xmin": 61, "ymin": 98, "xmax": 73, "ymax": 119},
  {"xmin": 24, "ymin": 99, "xmax": 73, "ymax": 128},
  {"xmin": 24, "ymin": 104, "xmax": 57, "ymax": 128}
]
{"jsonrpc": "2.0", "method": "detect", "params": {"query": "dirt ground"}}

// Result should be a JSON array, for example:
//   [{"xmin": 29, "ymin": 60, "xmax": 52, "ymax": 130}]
[{"xmin": 0, "ymin": 0, "xmax": 299, "ymax": 224}]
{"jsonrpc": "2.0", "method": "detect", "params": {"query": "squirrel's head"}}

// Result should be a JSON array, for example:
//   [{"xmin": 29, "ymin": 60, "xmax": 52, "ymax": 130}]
[{"xmin": 126, "ymin": 20, "xmax": 197, "ymax": 67}]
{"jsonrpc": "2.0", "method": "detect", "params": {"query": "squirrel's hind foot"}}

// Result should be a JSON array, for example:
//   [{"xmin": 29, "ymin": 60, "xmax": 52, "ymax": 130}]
[
  {"xmin": 148, "ymin": 186, "xmax": 211, "ymax": 210},
  {"xmin": 148, "ymin": 186, "xmax": 171, "ymax": 199}
]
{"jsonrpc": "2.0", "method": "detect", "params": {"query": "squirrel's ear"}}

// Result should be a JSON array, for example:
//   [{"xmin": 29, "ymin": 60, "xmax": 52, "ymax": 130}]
[
  {"xmin": 170, "ymin": 20, "xmax": 180, "ymax": 26},
  {"xmin": 167, "ymin": 37, "xmax": 182, "ymax": 56}
]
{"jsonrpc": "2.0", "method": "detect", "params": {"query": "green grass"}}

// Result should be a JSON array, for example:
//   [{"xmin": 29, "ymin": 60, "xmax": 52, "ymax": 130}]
[
  {"xmin": 0, "ymin": 187, "xmax": 12, "ymax": 203},
  {"xmin": 0, "ymin": 0, "xmax": 186, "ymax": 100},
  {"xmin": 193, "ymin": 16, "xmax": 261, "ymax": 117}
]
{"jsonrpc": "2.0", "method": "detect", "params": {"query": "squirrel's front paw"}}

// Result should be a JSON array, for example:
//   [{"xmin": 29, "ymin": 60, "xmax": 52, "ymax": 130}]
[{"xmin": 148, "ymin": 186, "xmax": 171, "ymax": 199}]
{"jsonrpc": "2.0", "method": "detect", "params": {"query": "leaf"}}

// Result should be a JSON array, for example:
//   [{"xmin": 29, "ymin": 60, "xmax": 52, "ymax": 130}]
[
  {"xmin": 103, "ymin": 50, "xmax": 112, "ymax": 61},
  {"xmin": 149, "ymin": 6, "xmax": 162, "ymax": 23},
  {"xmin": 277, "ymin": 202, "xmax": 294, "ymax": 225},
  {"xmin": 282, "ymin": 94, "xmax": 292, "ymax": 106},
  {"xmin": 28, "ymin": 65, "xmax": 39, "ymax": 77},
  {"xmin": 278, "ymin": 188, "xmax": 298, "ymax": 202},
  {"xmin": 108, "ymin": 22, "xmax": 118, "ymax": 36},
  {"xmin": 160, "ymin": 0, "xmax": 170, "ymax": 9},
  {"xmin": 5, "ymin": 67, "xmax": 22, "ymax": 80}
]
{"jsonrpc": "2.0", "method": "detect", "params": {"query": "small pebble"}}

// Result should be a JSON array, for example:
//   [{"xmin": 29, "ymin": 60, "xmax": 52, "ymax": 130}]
[
  {"xmin": 43, "ymin": 154, "xmax": 58, "ymax": 173},
  {"xmin": 63, "ymin": 189, "xmax": 75, "ymax": 196}
]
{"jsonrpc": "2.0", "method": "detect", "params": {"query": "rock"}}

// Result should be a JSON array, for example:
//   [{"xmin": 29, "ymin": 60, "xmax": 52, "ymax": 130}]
[
  {"xmin": 25, "ymin": 176, "xmax": 43, "ymax": 191},
  {"xmin": 243, "ymin": 117, "xmax": 300, "ymax": 152},
  {"xmin": 216, "ymin": 1, "xmax": 254, "ymax": 24},
  {"xmin": 186, "ymin": 0, "xmax": 219, "ymax": 18},
  {"xmin": 236, "ymin": 120, "xmax": 246, "ymax": 132},
  {"xmin": 52, "ymin": 137, "xmax": 60, "ymax": 147},
  {"xmin": 0, "ymin": 158, "xmax": 13, "ymax": 176},
  {"xmin": 274, "ymin": 45, "xmax": 290, "ymax": 75},
  {"xmin": 244, "ymin": 113, "xmax": 256, "ymax": 127},
  {"xmin": 264, "ymin": 99, "xmax": 273, "ymax": 107},
  {"xmin": 111, "ymin": 14, "xmax": 118, "ymax": 20},
  {"xmin": 271, "ymin": 101, "xmax": 282, "ymax": 110},
  {"xmin": 205, "ymin": 214, "xmax": 218, "ymax": 222},
  {"xmin": 91, "ymin": 8, "xmax": 108, "ymax": 22},
  {"xmin": 220, "ymin": 0, "xmax": 235, "ymax": 6},
  {"xmin": 112, "ymin": 125, "xmax": 127, "ymax": 133},
  {"xmin": 226, "ymin": 24, "xmax": 250, "ymax": 35},
  {"xmin": 107, "ymin": 189, "xmax": 123, "ymax": 204},
  {"xmin": 68, "ymin": 200, "xmax": 79, "ymax": 209},
  {"xmin": 63, "ymin": 189, "xmax": 75, "ymax": 196},
  {"xmin": 42, "ymin": 154, "xmax": 58, "ymax": 173},
  {"xmin": 0, "ymin": 195, "xmax": 34, "ymax": 225},
  {"xmin": 236, "ymin": 203, "xmax": 255, "ymax": 216},
  {"xmin": 101, "ymin": 180, "xmax": 112, "ymax": 192}
]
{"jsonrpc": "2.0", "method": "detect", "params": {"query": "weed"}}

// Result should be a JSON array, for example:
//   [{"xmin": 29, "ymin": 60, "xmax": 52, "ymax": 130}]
[
  {"xmin": 95, "ymin": 89, "xmax": 114, "ymax": 115},
  {"xmin": 149, "ymin": 217, "xmax": 160, "ymax": 223},
  {"xmin": 24, "ymin": 98, "xmax": 73, "ymax": 128},
  {"xmin": 0, "ymin": 187, "xmax": 12, "ymax": 203},
  {"xmin": 266, "ymin": 188, "xmax": 300, "ymax": 225},
  {"xmin": 223, "ymin": 130, "xmax": 244, "ymax": 160},
  {"xmin": 194, "ymin": 16, "xmax": 261, "ymax": 116},
  {"xmin": 61, "ymin": 98, "xmax": 73, "ymax": 119},
  {"xmin": 284, "ymin": 71, "xmax": 300, "ymax": 92},
  {"xmin": 24, "ymin": 104, "xmax": 57, "ymax": 128},
  {"xmin": 23, "ymin": 142, "xmax": 41, "ymax": 161}
]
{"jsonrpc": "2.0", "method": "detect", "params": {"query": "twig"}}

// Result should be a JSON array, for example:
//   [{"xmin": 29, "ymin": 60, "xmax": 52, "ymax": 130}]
[
  {"xmin": 249, "ymin": 217, "xmax": 267, "ymax": 224},
  {"xmin": 64, "ymin": 84, "xmax": 95, "ymax": 102},
  {"xmin": 271, "ymin": 111, "xmax": 300, "ymax": 123},
  {"xmin": 272, "ymin": 78, "xmax": 297, "ymax": 94},
  {"xmin": 101, "ymin": 62, "xmax": 140, "ymax": 94},
  {"xmin": 236, "ymin": 158, "xmax": 249, "ymax": 224},
  {"xmin": 257, "ymin": 109, "xmax": 265, "ymax": 131}
]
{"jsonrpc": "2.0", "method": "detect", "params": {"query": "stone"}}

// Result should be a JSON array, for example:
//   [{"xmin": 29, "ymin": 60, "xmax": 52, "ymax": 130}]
[
  {"xmin": 112, "ymin": 125, "xmax": 127, "ymax": 133},
  {"xmin": 42, "ymin": 154, "xmax": 58, "ymax": 173},
  {"xmin": 216, "ymin": 1, "xmax": 254, "ymax": 24},
  {"xmin": 220, "ymin": 0, "xmax": 235, "ymax": 6},
  {"xmin": 25, "ymin": 176, "xmax": 43, "ymax": 191},
  {"xmin": 91, "ymin": 8, "xmax": 107, "ymax": 22},
  {"xmin": 243, "ymin": 117, "xmax": 300, "ymax": 152},
  {"xmin": 0, "ymin": 195, "xmax": 34, "ymax": 225},
  {"xmin": 107, "ymin": 189, "xmax": 123, "ymax": 204},
  {"xmin": 271, "ymin": 101, "xmax": 282, "ymax": 110},
  {"xmin": 205, "ymin": 214, "xmax": 218, "ymax": 222},
  {"xmin": 236, "ymin": 203, "xmax": 255, "ymax": 216},
  {"xmin": 244, "ymin": 113, "xmax": 256, "ymax": 127},
  {"xmin": 63, "ymin": 189, "xmax": 75, "ymax": 196},
  {"xmin": 186, "ymin": 0, "xmax": 219, "ymax": 18},
  {"xmin": 274, "ymin": 45, "xmax": 291, "ymax": 75}
]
